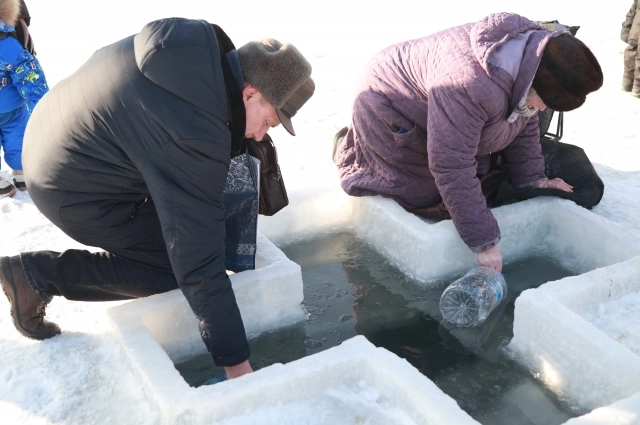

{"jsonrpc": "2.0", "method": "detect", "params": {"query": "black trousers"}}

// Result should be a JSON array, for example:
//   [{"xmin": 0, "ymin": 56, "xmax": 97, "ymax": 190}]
[
  {"xmin": 493, "ymin": 138, "xmax": 605, "ymax": 209},
  {"xmin": 406, "ymin": 138, "xmax": 605, "ymax": 221},
  {"xmin": 22, "ymin": 195, "xmax": 178, "ymax": 304}
]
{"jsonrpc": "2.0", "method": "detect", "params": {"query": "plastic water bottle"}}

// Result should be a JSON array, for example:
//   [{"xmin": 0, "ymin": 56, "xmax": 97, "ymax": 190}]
[{"xmin": 439, "ymin": 266, "xmax": 508, "ymax": 327}]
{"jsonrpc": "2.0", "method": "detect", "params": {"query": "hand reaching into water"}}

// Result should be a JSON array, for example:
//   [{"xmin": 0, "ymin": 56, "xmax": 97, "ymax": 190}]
[
  {"xmin": 535, "ymin": 178, "xmax": 573, "ymax": 192},
  {"xmin": 476, "ymin": 245, "xmax": 502, "ymax": 272}
]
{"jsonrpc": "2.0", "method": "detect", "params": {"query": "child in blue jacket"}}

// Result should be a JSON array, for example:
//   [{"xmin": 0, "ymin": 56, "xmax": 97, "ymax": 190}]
[{"xmin": 0, "ymin": 0, "xmax": 48, "ymax": 197}]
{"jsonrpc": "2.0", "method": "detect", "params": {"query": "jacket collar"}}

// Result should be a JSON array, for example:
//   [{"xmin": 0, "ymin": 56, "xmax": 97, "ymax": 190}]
[{"xmin": 212, "ymin": 24, "xmax": 246, "ymax": 157}]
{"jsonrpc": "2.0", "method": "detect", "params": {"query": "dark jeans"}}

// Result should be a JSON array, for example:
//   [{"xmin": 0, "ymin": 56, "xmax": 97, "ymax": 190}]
[{"xmin": 21, "ymin": 198, "xmax": 179, "ymax": 304}]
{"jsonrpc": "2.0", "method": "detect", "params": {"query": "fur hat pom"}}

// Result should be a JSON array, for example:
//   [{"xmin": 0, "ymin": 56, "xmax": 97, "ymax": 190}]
[
  {"xmin": 237, "ymin": 39, "xmax": 312, "ymax": 109},
  {"xmin": 0, "ymin": 0, "xmax": 20, "ymax": 26},
  {"xmin": 532, "ymin": 33, "xmax": 603, "ymax": 112}
]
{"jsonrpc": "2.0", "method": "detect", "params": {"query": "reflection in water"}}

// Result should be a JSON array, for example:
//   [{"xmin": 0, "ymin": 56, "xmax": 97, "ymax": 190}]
[
  {"xmin": 439, "ymin": 299, "xmax": 508, "ymax": 355},
  {"xmin": 175, "ymin": 233, "xmax": 585, "ymax": 425}
]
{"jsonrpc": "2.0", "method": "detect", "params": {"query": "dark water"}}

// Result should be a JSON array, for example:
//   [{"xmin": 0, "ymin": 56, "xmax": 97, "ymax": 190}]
[{"xmin": 175, "ymin": 233, "xmax": 585, "ymax": 425}]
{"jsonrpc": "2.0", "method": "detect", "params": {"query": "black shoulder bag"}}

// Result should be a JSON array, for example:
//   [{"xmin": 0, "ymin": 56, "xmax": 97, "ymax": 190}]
[{"xmin": 244, "ymin": 134, "xmax": 289, "ymax": 216}]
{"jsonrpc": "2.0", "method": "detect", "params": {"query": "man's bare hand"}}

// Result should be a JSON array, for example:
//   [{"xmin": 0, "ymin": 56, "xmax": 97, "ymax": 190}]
[
  {"xmin": 224, "ymin": 360, "xmax": 253, "ymax": 380},
  {"xmin": 476, "ymin": 245, "xmax": 502, "ymax": 272}
]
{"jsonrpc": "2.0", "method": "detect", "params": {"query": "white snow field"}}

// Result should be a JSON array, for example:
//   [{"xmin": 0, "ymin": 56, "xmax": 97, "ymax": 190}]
[{"xmin": 2, "ymin": 0, "xmax": 640, "ymax": 424}]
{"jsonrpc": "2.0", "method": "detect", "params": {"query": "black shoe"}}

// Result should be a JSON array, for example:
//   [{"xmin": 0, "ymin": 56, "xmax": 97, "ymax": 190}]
[{"xmin": 0, "ymin": 256, "xmax": 61, "ymax": 340}]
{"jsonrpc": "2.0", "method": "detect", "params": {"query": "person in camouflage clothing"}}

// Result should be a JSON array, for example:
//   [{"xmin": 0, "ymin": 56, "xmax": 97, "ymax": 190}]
[{"xmin": 622, "ymin": 0, "xmax": 640, "ymax": 97}]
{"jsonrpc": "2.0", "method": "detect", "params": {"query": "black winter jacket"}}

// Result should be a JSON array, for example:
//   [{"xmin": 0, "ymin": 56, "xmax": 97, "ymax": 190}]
[{"xmin": 22, "ymin": 18, "xmax": 250, "ymax": 366}]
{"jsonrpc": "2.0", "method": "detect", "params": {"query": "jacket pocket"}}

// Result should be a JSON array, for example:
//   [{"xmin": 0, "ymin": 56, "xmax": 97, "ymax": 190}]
[
  {"xmin": 392, "ymin": 124, "xmax": 428, "ymax": 156},
  {"xmin": 376, "ymin": 102, "xmax": 428, "ymax": 153}
]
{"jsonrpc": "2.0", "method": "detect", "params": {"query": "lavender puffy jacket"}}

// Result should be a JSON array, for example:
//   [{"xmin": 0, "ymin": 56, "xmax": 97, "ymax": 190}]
[{"xmin": 336, "ymin": 13, "xmax": 562, "ymax": 252}]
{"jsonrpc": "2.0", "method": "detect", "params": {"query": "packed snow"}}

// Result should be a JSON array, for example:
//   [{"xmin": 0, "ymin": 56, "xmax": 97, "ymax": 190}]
[
  {"xmin": 510, "ymin": 256, "xmax": 640, "ymax": 412},
  {"xmin": 582, "ymin": 292, "xmax": 640, "ymax": 355}
]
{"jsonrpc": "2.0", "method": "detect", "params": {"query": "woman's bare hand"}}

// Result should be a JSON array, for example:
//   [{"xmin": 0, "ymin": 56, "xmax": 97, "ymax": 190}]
[
  {"xmin": 535, "ymin": 178, "xmax": 573, "ymax": 192},
  {"xmin": 476, "ymin": 245, "xmax": 502, "ymax": 272}
]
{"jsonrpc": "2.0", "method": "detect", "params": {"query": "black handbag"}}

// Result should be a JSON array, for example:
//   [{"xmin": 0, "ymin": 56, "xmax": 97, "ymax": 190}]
[{"xmin": 244, "ymin": 134, "xmax": 289, "ymax": 216}]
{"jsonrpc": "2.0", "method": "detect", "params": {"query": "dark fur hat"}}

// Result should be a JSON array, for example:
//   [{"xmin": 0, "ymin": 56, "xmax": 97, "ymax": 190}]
[
  {"xmin": 238, "ymin": 38, "xmax": 314, "ymax": 135},
  {"xmin": 0, "ymin": 0, "xmax": 20, "ymax": 26},
  {"xmin": 532, "ymin": 33, "xmax": 603, "ymax": 112}
]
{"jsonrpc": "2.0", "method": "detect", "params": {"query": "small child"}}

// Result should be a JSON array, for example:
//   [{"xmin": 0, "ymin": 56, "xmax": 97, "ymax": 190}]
[
  {"xmin": 621, "ymin": 0, "xmax": 640, "ymax": 97},
  {"xmin": 0, "ymin": 0, "xmax": 48, "ymax": 197}
]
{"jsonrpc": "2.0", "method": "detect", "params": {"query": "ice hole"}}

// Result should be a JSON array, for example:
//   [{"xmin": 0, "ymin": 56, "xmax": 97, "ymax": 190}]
[
  {"xmin": 108, "ymin": 192, "xmax": 640, "ymax": 424},
  {"xmin": 176, "ymin": 232, "xmax": 589, "ymax": 425}
]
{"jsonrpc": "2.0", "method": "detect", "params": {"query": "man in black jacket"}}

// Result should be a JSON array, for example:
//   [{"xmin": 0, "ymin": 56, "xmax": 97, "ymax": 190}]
[{"xmin": 0, "ymin": 18, "xmax": 314, "ymax": 380}]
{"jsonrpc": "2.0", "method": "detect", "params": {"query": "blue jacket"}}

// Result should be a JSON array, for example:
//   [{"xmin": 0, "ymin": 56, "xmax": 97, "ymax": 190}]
[{"xmin": 0, "ymin": 23, "xmax": 48, "ymax": 113}]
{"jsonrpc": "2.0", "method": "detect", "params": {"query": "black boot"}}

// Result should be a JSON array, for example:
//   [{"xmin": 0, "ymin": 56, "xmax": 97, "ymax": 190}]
[{"xmin": 0, "ymin": 256, "xmax": 61, "ymax": 340}]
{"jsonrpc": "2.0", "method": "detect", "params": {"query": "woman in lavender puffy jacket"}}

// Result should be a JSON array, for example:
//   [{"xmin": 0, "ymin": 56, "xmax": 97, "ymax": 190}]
[{"xmin": 335, "ymin": 13, "xmax": 603, "ymax": 271}]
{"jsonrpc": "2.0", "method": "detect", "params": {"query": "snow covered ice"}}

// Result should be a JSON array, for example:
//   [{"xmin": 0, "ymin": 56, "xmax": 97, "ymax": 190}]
[
  {"xmin": 2, "ymin": 0, "xmax": 640, "ymax": 424},
  {"xmin": 582, "ymin": 292, "xmax": 640, "ymax": 356},
  {"xmin": 509, "ymin": 256, "xmax": 640, "ymax": 411}
]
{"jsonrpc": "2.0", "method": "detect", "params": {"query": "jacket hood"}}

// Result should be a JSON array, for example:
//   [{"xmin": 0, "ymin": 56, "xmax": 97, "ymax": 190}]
[
  {"xmin": 470, "ymin": 13, "xmax": 563, "ymax": 118},
  {"xmin": 133, "ymin": 18, "xmax": 227, "ymax": 117},
  {"xmin": 0, "ymin": 0, "xmax": 20, "ymax": 27}
]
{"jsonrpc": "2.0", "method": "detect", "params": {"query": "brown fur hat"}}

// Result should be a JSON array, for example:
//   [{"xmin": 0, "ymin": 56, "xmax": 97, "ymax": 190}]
[
  {"xmin": 532, "ymin": 33, "xmax": 603, "ymax": 112},
  {"xmin": 0, "ymin": 0, "xmax": 20, "ymax": 26},
  {"xmin": 237, "ymin": 38, "xmax": 312, "ymax": 109},
  {"xmin": 237, "ymin": 38, "xmax": 314, "ymax": 135}
]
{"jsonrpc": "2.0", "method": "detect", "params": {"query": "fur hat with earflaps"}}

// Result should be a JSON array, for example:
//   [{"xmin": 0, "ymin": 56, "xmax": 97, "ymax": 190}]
[
  {"xmin": 237, "ymin": 38, "xmax": 315, "ymax": 136},
  {"xmin": 532, "ymin": 33, "xmax": 603, "ymax": 112},
  {"xmin": 0, "ymin": 0, "xmax": 20, "ymax": 28}
]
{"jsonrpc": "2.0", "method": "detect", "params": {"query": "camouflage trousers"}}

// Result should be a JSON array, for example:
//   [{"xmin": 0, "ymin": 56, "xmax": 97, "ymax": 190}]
[{"xmin": 623, "ymin": 43, "xmax": 640, "ymax": 95}]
